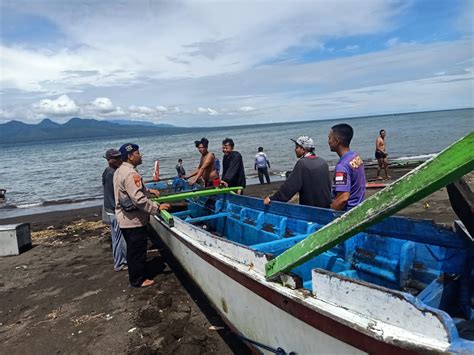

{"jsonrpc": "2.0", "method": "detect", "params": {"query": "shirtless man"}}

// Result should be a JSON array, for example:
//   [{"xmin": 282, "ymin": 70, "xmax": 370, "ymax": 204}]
[
  {"xmin": 185, "ymin": 137, "xmax": 219, "ymax": 186},
  {"xmin": 375, "ymin": 129, "xmax": 390, "ymax": 180}
]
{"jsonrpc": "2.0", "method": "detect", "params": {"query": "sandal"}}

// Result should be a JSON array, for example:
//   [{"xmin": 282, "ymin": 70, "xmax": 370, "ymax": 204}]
[{"xmin": 140, "ymin": 279, "xmax": 155, "ymax": 288}]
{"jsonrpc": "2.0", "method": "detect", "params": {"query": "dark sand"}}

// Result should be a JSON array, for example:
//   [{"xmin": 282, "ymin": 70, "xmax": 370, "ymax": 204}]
[{"xmin": 0, "ymin": 165, "xmax": 471, "ymax": 354}]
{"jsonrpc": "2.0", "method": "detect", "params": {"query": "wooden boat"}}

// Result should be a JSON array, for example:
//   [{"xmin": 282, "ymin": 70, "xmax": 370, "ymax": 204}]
[
  {"xmin": 144, "ymin": 177, "xmax": 192, "ymax": 194},
  {"xmin": 149, "ymin": 134, "xmax": 474, "ymax": 354}
]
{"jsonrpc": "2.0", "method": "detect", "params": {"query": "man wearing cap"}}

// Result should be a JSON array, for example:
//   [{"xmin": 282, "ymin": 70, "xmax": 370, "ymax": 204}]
[
  {"xmin": 264, "ymin": 136, "xmax": 331, "ymax": 208},
  {"xmin": 328, "ymin": 123, "xmax": 366, "ymax": 211},
  {"xmin": 185, "ymin": 138, "xmax": 219, "ymax": 187},
  {"xmin": 102, "ymin": 149, "xmax": 127, "ymax": 271},
  {"xmin": 114, "ymin": 143, "xmax": 170, "ymax": 288}
]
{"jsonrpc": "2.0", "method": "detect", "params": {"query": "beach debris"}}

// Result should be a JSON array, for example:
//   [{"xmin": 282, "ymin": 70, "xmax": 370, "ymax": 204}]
[
  {"xmin": 105, "ymin": 314, "xmax": 113, "ymax": 321},
  {"xmin": 71, "ymin": 312, "xmax": 105, "ymax": 326},
  {"xmin": 423, "ymin": 201, "xmax": 430, "ymax": 209},
  {"xmin": 47, "ymin": 307, "xmax": 63, "ymax": 320},
  {"xmin": 208, "ymin": 325, "xmax": 224, "ymax": 331},
  {"xmin": 128, "ymin": 327, "xmax": 137, "ymax": 333}
]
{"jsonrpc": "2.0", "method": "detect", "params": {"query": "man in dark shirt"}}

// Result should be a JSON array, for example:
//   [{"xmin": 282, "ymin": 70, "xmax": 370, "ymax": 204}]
[
  {"xmin": 264, "ymin": 136, "xmax": 331, "ymax": 208},
  {"xmin": 175, "ymin": 158, "xmax": 186, "ymax": 178},
  {"xmin": 102, "ymin": 149, "xmax": 127, "ymax": 271},
  {"xmin": 220, "ymin": 138, "xmax": 246, "ymax": 194},
  {"xmin": 328, "ymin": 123, "xmax": 366, "ymax": 211}
]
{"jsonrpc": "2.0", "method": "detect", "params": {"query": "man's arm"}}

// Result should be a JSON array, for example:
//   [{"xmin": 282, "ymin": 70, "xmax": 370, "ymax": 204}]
[
  {"xmin": 331, "ymin": 192, "xmax": 350, "ymax": 210},
  {"xmin": 189, "ymin": 154, "xmax": 214, "ymax": 184},
  {"xmin": 331, "ymin": 165, "xmax": 351, "ymax": 210},
  {"xmin": 265, "ymin": 161, "xmax": 302, "ymax": 204},
  {"xmin": 123, "ymin": 172, "xmax": 160, "ymax": 214},
  {"xmin": 265, "ymin": 154, "xmax": 271, "ymax": 168}
]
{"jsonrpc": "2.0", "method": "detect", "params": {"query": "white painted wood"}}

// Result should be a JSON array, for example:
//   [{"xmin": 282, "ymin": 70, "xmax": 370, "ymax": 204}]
[
  {"xmin": 312, "ymin": 269, "xmax": 452, "ymax": 351},
  {"xmin": 150, "ymin": 216, "xmax": 461, "ymax": 354},
  {"xmin": 0, "ymin": 223, "xmax": 31, "ymax": 256}
]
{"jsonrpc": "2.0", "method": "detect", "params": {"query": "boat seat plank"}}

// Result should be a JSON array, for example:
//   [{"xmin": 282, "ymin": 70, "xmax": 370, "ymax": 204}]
[{"xmin": 185, "ymin": 213, "xmax": 230, "ymax": 224}]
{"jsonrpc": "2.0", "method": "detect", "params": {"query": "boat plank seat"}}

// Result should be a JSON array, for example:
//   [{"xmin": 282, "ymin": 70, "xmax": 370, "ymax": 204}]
[{"xmin": 185, "ymin": 212, "xmax": 230, "ymax": 224}]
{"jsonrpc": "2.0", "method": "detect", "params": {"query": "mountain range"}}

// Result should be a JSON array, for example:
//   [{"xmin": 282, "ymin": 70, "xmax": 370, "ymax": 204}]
[{"xmin": 0, "ymin": 118, "xmax": 189, "ymax": 144}]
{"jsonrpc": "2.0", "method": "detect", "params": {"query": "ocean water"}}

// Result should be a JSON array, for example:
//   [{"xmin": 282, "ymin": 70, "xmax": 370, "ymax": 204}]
[{"xmin": 0, "ymin": 108, "xmax": 472, "ymax": 213}]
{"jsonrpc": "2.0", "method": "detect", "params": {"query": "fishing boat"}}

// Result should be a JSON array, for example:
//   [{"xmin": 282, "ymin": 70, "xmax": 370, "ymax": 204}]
[
  {"xmin": 144, "ymin": 177, "xmax": 193, "ymax": 193},
  {"xmin": 149, "ymin": 134, "xmax": 474, "ymax": 354}
]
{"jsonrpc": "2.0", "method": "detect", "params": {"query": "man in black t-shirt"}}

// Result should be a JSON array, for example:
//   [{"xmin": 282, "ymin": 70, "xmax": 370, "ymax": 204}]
[
  {"xmin": 264, "ymin": 136, "xmax": 331, "ymax": 208},
  {"xmin": 220, "ymin": 138, "xmax": 246, "ymax": 194}
]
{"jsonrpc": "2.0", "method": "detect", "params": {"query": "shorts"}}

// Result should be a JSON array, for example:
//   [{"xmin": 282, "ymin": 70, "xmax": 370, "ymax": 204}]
[
  {"xmin": 375, "ymin": 150, "xmax": 387, "ymax": 160},
  {"xmin": 205, "ymin": 178, "xmax": 221, "ymax": 187}
]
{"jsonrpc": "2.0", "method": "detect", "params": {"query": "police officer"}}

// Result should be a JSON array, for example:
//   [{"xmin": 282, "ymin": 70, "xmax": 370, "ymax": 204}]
[{"xmin": 114, "ymin": 143, "xmax": 170, "ymax": 288}]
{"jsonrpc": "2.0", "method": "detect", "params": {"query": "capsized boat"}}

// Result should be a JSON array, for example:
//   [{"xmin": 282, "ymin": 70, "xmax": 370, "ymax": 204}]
[{"xmin": 149, "ymin": 134, "xmax": 473, "ymax": 354}]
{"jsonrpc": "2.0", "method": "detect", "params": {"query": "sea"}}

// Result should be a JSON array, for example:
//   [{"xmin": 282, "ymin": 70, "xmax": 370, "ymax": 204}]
[{"xmin": 0, "ymin": 108, "xmax": 472, "ymax": 218}]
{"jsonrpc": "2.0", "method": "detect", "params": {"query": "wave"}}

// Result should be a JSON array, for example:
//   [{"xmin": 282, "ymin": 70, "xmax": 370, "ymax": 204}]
[
  {"xmin": 0, "ymin": 197, "xmax": 102, "ymax": 211},
  {"xmin": 394, "ymin": 153, "xmax": 437, "ymax": 161}
]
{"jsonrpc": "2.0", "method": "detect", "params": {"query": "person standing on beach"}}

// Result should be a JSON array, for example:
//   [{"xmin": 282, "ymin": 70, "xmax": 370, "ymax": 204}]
[
  {"xmin": 264, "ymin": 136, "xmax": 331, "ymax": 208},
  {"xmin": 114, "ymin": 143, "xmax": 170, "ymax": 288},
  {"xmin": 221, "ymin": 138, "xmax": 246, "ymax": 194},
  {"xmin": 102, "ymin": 149, "xmax": 128, "ymax": 271},
  {"xmin": 255, "ymin": 147, "xmax": 271, "ymax": 184},
  {"xmin": 175, "ymin": 159, "xmax": 186, "ymax": 178},
  {"xmin": 375, "ymin": 129, "xmax": 390, "ymax": 180},
  {"xmin": 328, "ymin": 124, "xmax": 366, "ymax": 211},
  {"xmin": 185, "ymin": 138, "xmax": 219, "ymax": 187}
]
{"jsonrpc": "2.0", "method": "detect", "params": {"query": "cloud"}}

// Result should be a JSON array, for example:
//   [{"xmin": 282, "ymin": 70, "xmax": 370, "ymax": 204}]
[
  {"xmin": 239, "ymin": 106, "xmax": 256, "ymax": 112},
  {"xmin": 0, "ymin": 1, "xmax": 401, "ymax": 95},
  {"xmin": 197, "ymin": 107, "xmax": 218, "ymax": 115},
  {"xmin": 129, "ymin": 105, "xmax": 154, "ymax": 114},
  {"xmin": 33, "ymin": 94, "xmax": 80, "ymax": 116},
  {"xmin": 91, "ymin": 97, "xmax": 115, "ymax": 113}
]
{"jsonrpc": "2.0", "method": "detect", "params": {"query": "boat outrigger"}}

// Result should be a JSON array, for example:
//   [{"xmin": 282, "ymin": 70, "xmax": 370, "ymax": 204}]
[{"xmin": 149, "ymin": 133, "xmax": 474, "ymax": 354}]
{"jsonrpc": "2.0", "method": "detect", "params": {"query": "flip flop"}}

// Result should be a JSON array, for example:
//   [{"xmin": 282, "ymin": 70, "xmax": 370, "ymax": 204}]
[{"xmin": 140, "ymin": 279, "xmax": 155, "ymax": 288}]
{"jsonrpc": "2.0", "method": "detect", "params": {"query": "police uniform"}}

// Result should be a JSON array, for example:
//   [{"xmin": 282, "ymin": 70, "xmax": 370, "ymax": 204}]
[{"xmin": 114, "ymin": 160, "xmax": 160, "ymax": 287}]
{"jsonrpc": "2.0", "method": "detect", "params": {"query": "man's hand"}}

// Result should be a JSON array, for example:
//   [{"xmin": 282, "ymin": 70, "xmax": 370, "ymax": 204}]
[
  {"xmin": 263, "ymin": 196, "xmax": 271, "ymax": 205},
  {"xmin": 159, "ymin": 203, "xmax": 171, "ymax": 210},
  {"xmin": 148, "ymin": 188, "xmax": 160, "ymax": 197},
  {"xmin": 220, "ymin": 180, "xmax": 229, "ymax": 188}
]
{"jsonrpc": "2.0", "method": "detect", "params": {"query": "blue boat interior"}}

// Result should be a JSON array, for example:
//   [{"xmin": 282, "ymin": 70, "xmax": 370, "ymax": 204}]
[{"xmin": 170, "ymin": 193, "xmax": 474, "ymax": 338}]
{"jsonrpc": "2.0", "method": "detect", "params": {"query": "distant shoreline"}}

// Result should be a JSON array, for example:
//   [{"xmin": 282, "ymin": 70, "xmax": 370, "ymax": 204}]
[{"xmin": 1, "ymin": 107, "xmax": 471, "ymax": 147}]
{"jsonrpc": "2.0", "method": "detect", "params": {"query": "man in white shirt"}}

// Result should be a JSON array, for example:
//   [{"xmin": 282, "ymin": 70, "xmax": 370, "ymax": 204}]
[{"xmin": 254, "ymin": 147, "xmax": 271, "ymax": 184}]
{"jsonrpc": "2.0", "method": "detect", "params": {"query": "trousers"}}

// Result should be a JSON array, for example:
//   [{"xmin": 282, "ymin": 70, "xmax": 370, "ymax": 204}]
[
  {"xmin": 105, "ymin": 212, "xmax": 127, "ymax": 271},
  {"xmin": 121, "ymin": 226, "xmax": 148, "ymax": 287},
  {"xmin": 257, "ymin": 167, "xmax": 271, "ymax": 184}
]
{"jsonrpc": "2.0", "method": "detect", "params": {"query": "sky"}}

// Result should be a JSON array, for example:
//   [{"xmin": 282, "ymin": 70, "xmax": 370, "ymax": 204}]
[{"xmin": 0, "ymin": 0, "xmax": 473, "ymax": 127}]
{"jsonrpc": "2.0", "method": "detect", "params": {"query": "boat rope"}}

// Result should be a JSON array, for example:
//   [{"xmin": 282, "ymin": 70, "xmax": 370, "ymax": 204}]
[{"xmin": 238, "ymin": 334, "xmax": 296, "ymax": 355}]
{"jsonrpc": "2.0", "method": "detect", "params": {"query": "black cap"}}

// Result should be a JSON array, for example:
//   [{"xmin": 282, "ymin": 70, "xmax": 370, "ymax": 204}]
[{"xmin": 103, "ymin": 149, "xmax": 121, "ymax": 159}]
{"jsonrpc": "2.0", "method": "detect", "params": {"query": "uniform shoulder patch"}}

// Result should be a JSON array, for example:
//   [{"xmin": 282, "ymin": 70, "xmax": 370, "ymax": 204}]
[
  {"xmin": 334, "ymin": 172, "xmax": 348, "ymax": 185},
  {"xmin": 133, "ymin": 174, "xmax": 142, "ymax": 188}
]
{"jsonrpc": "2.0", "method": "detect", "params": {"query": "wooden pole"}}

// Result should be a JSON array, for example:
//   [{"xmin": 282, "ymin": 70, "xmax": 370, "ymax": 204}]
[{"xmin": 151, "ymin": 186, "xmax": 243, "ymax": 203}]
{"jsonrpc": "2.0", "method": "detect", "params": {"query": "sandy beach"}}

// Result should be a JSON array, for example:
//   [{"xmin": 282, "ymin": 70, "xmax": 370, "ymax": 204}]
[{"xmin": 0, "ymin": 165, "xmax": 471, "ymax": 354}]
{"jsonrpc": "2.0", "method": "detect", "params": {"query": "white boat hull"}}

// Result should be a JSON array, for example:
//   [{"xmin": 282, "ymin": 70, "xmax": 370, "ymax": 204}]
[{"xmin": 151, "ymin": 217, "xmax": 368, "ymax": 354}]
